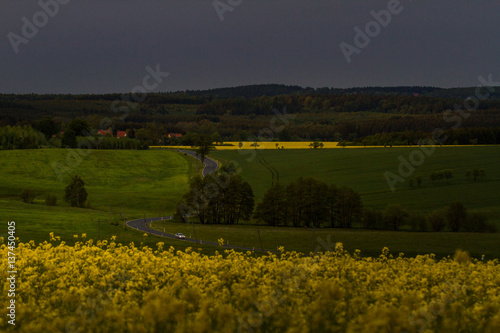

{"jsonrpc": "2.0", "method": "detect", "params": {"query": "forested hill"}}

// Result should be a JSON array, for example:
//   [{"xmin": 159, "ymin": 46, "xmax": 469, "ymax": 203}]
[
  {"xmin": 3, "ymin": 84, "xmax": 499, "ymax": 101},
  {"xmin": 181, "ymin": 84, "xmax": 500, "ymax": 100},
  {"xmin": 2, "ymin": 84, "xmax": 500, "ymax": 146}
]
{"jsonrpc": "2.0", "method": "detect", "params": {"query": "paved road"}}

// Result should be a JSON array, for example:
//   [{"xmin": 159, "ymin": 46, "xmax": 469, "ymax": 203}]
[
  {"xmin": 125, "ymin": 149, "xmax": 276, "ymax": 252},
  {"xmin": 126, "ymin": 216, "xmax": 275, "ymax": 253},
  {"xmin": 178, "ymin": 149, "xmax": 219, "ymax": 177}
]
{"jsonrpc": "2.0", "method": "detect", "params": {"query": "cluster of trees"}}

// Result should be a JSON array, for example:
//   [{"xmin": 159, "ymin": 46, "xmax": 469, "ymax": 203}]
[
  {"xmin": 177, "ymin": 171, "xmax": 496, "ymax": 233},
  {"xmin": 430, "ymin": 169, "xmax": 454, "ymax": 183},
  {"xmin": 466, "ymin": 168, "xmax": 486, "ymax": 181},
  {"xmin": 363, "ymin": 202, "xmax": 496, "ymax": 233},
  {"xmin": 177, "ymin": 166, "xmax": 254, "ymax": 225},
  {"xmin": 409, "ymin": 168, "xmax": 487, "ymax": 188},
  {"xmin": 254, "ymin": 177, "xmax": 362, "ymax": 228},
  {"xmin": 0, "ymin": 125, "xmax": 47, "ymax": 149}
]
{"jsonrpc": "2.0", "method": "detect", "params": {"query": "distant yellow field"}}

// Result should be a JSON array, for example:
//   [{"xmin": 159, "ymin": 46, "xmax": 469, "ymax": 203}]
[
  {"xmin": 152, "ymin": 142, "xmax": 339, "ymax": 150},
  {"xmin": 150, "ymin": 142, "xmax": 483, "ymax": 150},
  {"xmin": 218, "ymin": 141, "xmax": 342, "ymax": 149}
]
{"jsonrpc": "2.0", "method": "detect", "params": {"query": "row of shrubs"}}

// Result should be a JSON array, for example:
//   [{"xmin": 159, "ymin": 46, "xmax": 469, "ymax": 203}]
[
  {"xmin": 409, "ymin": 168, "xmax": 487, "ymax": 188},
  {"xmin": 363, "ymin": 202, "xmax": 497, "ymax": 233},
  {"xmin": 21, "ymin": 189, "xmax": 57, "ymax": 206}
]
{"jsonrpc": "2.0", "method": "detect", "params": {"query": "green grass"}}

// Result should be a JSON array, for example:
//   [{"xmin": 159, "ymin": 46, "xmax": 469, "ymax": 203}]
[
  {"xmin": 211, "ymin": 146, "xmax": 500, "ymax": 225},
  {"xmin": 0, "ymin": 149, "xmax": 220, "ymax": 252},
  {"xmin": 151, "ymin": 220, "xmax": 500, "ymax": 259}
]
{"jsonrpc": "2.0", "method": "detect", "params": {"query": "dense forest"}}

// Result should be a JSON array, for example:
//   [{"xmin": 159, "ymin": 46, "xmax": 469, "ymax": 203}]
[{"xmin": 1, "ymin": 84, "xmax": 500, "ymax": 149}]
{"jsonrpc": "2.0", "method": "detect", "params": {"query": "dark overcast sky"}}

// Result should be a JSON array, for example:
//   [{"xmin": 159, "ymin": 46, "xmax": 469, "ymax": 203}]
[{"xmin": 1, "ymin": 0, "xmax": 499, "ymax": 94}]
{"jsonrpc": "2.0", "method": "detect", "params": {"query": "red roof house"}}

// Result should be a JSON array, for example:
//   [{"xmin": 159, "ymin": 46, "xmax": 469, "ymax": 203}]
[
  {"xmin": 98, "ymin": 129, "xmax": 113, "ymax": 137},
  {"xmin": 116, "ymin": 131, "xmax": 127, "ymax": 138}
]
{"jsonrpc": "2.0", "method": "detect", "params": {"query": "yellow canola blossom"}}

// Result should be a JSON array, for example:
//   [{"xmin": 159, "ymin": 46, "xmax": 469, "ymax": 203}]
[
  {"xmin": 151, "ymin": 141, "xmax": 342, "ymax": 150},
  {"xmin": 1, "ymin": 239, "xmax": 500, "ymax": 332}
]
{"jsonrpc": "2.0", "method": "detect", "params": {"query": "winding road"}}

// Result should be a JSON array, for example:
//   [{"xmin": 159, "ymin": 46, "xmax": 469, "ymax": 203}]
[
  {"xmin": 178, "ymin": 149, "xmax": 219, "ymax": 177},
  {"xmin": 125, "ymin": 150, "xmax": 272, "ymax": 252}
]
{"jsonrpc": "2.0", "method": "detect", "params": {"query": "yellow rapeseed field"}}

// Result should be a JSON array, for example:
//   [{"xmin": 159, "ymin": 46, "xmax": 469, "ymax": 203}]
[
  {"xmin": 151, "ymin": 142, "xmax": 342, "ymax": 150},
  {"xmin": 150, "ymin": 142, "xmax": 467, "ymax": 150},
  {"xmin": 2, "ymin": 236, "xmax": 500, "ymax": 332}
]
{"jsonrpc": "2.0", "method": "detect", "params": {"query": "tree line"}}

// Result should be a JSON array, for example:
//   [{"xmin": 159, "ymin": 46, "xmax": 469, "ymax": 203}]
[
  {"xmin": 177, "ymin": 168, "xmax": 496, "ymax": 233},
  {"xmin": 2, "ymin": 87, "xmax": 500, "ymax": 146},
  {"xmin": 254, "ymin": 178, "xmax": 363, "ymax": 228},
  {"xmin": 364, "ymin": 202, "xmax": 496, "ymax": 233},
  {"xmin": 0, "ymin": 119, "xmax": 147, "ymax": 150}
]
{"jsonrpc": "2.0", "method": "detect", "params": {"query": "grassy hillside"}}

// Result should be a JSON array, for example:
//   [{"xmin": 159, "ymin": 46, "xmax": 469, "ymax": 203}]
[
  {"xmin": 0, "ymin": 149, "xmax": 211, "ymax": 248},
  {"xmin": 211, "ymin": 146, "xmax": 500, "ymax": 224}
]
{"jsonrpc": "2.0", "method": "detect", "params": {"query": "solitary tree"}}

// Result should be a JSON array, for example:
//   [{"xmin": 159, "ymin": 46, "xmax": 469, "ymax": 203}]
[
  {"xmin": 309, "ymin": 141, "xmax": 324, "ymax": 149},
  {"xmin": 443, "ymin": 169, "xmax": 453, "ymax": 182},
  {"xmin": 211, "ymin": 132, "xmax": 223, "ymax": 146},
  {"xmin": 64, "ymin": 175, "xmax": 88, "ymax": 208},
  {"xmin": 192, "ymin": 134, "xmax": 214, "ymax": 164},
  {"xmin": 415, "ymin": 175, "xmax": 423, "ymax": 188}
]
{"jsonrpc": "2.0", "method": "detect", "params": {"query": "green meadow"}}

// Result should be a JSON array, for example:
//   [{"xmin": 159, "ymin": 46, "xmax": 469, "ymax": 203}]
[
  {"xmin": 211, "ymin": 146, "xmax": 500, "ymax": 225},
  {"xmin": 0, "ymin": 149, "xmax": 218, "ymax": 251}
]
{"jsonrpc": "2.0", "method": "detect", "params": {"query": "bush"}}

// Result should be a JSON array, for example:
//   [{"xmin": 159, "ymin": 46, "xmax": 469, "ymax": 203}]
[
  {"xmin": 428, "ymin": 210, "xmax": 446, "ymax": 232},
  {"xmin": 21, "ymin": 189, "xmax": 37, "ymax": 204},
  {"xmin": 45, "ymin": 193, "xmax": 57, "ymax": 206}
]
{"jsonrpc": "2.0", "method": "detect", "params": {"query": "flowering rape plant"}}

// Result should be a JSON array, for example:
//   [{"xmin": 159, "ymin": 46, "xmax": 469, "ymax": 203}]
[{"xmin": 1, "ymin": 236, "xmax": 499, "ymax": 332}]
